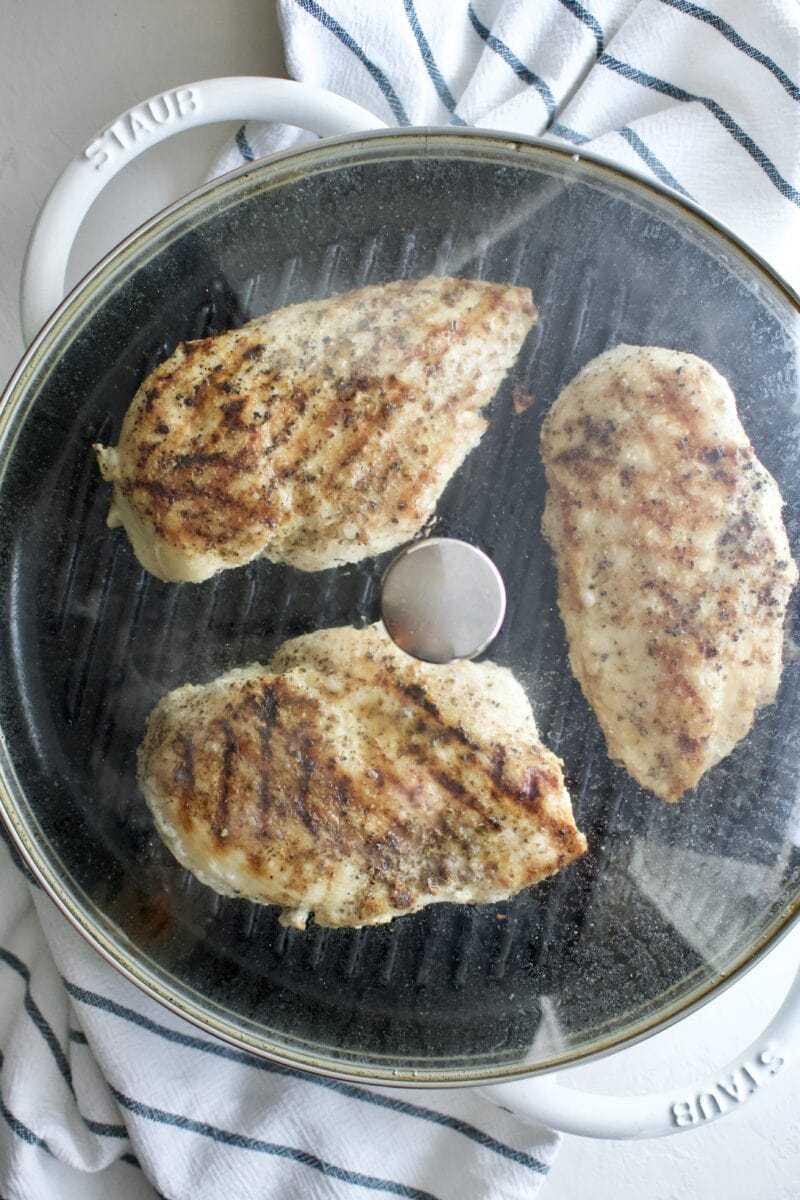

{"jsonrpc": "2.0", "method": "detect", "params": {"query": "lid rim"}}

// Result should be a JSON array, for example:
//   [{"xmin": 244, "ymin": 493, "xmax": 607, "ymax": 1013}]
[{"xmin": 1, "ymin": 124, "xmax": 798, "ymax": 1085}]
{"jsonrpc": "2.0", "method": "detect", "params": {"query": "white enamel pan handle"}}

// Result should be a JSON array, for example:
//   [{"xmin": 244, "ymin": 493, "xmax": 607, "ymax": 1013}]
[
  {"xmin": 20, "ymin": 76, "xmax": 388, "ymax": 344},
  {"xmin": 481, "ymin": 957, "xmax": 800, "ymax": 1138}
]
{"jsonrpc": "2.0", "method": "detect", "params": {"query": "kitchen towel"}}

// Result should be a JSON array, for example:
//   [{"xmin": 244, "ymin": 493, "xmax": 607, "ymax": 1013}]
[
  {"xmin": 213, "ymin": 0, "xmax": 800, "ymax": 292},
  {"xmin": 3, "ymin": 4, "xmax": 800, "ymax": 1200}
]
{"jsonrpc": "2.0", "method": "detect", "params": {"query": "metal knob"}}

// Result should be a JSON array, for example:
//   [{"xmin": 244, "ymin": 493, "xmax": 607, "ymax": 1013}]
[{"xmin": 380, "ymin": 537, "xmax": 507, "ymax": 664}]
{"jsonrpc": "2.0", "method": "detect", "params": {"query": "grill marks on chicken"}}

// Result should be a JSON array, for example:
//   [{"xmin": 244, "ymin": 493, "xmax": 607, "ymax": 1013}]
[
  {"xmin": 541, "ymin": 345, "xmax": 797, "ymax": 802},
  {"xmin": 94, "ymin": 276, "xmax": 537, "ymax": 582},
  {"xmin": 137, "ymin": 625, "xmax": 586, "ymax": 928}
]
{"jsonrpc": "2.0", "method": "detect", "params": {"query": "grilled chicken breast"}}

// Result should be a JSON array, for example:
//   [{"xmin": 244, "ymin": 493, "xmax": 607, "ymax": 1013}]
[
  {"xmin": 541, "ymin": 345, "xmax": 797, "ymax": 803},
  {"xmin": 95, "ymin": 276, "xmax": 537, "ymax": 582},
  {"xmin": 138, "ymin": 624, "xmax": 586, "ymax": 928}
]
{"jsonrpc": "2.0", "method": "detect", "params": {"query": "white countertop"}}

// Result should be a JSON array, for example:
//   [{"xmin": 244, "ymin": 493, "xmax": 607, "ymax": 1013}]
[{"xmin": 1, "ymin": 2, "xmax": 799, "ymax": 1196}]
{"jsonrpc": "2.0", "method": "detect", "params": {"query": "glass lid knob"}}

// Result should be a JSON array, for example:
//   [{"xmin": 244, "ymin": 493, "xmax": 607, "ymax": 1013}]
[{"xmin": 380, "ymin": 537, "xmax": 507, "ymax": 664}]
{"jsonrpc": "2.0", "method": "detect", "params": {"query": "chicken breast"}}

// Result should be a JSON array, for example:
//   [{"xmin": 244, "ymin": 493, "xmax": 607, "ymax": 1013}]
[
  {"xmin": 137, "ymin": 624, "xmax": 586, "ymax": 929},
  {"xmin": 95, "ymin": 276, "xmax": 537, "ymax": 582},
  {"xmin": 541, "ymin": 345, "xmax": 797, "ymax": 803}
]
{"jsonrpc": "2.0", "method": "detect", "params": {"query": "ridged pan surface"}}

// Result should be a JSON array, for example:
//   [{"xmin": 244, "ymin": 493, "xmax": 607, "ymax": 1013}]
[{"xmin": 0, "ymin": 136, "xmax": 798, "ymax": 1081}]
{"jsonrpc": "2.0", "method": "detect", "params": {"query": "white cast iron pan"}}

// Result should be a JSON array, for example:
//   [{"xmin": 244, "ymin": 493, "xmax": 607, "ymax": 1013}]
[{"xmin": 3, "ymin": 76, "xmax": 799, "ymax": 1140}]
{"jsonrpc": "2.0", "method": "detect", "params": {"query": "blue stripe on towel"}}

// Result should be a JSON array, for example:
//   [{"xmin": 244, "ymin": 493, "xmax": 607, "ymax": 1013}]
[
  {"xmin": 111, "ymin": 1087, "xmax": 441, "ymax": 1200},
  {"xmin": 0, "ymin": 1049, "xmax": 52, "ymax": 1155},
  {"xmin": 83, "ymin": 1117, "xmax": 129, "ymax": 1139},
  {"xmin": 554, "ymin": 120, "xmax": 690, "ymax": 200},
  {"xmin": 467, "ymin": 2, "xmax": 556, "ymax": 118},
  {"xmin": 550, "ymin": 120, "xmax": 692, "ymax": 200},
  {"xmin": 0, "ymin": 950, "xmax": 130, "ymax": 1141},
  {"xmin": 235, "ymin": 125, "xmax": 256, "ymax": 163},
  {"xmin": 403, "ymin": 0, "xmax": 467, "ymax": 123},
  {"xmin": 1, "ymin": 1102, "xmax": 53, "ymax": 1155},
  {"xmin": 291, "ymin": 0, "xmax": 411, "ymax": 124},
  {"xmin": 618, "ymin": 126, "xmax": 693, "ymax": 197},
  {"xmin": 65, "ymin": 978, "xmax": 549, "ymax": 1176},
  {"xmin": 549, "ymin": 122, "xmax": 590, "ymax": 144},
  {"xmin": 599, "ymin": 53, "xmax": 800, "ymax": 206},
  {"xmin": 0, "ymin": 947, "xmax": 73, "ymax": 1093},
  {"xmin": 555, "ymin": 0, "xmax": 604, "ymax": 56},
  {"xmin": 659, "ymin": 0, "xmax": 800, "ymax": 102}
]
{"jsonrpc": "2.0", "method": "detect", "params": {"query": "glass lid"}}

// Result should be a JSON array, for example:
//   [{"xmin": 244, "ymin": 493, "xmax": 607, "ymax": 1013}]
[{"xmin": 0, "ymin": 131, "xmax": 798, "ymax": 1084}]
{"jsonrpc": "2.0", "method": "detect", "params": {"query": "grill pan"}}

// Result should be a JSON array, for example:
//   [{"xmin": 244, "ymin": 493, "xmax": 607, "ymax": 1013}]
[{"xmin": 2, "ymin": 80, "xmax": 799, "ymax": 1131}]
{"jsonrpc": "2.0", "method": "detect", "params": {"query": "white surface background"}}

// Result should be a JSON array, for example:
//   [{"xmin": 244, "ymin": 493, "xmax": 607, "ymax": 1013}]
[{"xmin": 1, "ymin": 2, "xmax": 799, "ymax": 1196}]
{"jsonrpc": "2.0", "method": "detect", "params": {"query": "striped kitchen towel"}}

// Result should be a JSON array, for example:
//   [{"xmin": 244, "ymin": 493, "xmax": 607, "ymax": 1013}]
[
  {"xmin": 212, "ymin": 0, "xmax": 800, "ymax": 292},
  {"xmin": 0, "ymin": 827, "xmax": 559, "ymax": 1199}
]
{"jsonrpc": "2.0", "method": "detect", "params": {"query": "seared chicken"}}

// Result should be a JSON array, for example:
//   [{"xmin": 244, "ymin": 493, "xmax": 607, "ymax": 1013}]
[
  {"xmin": 541, "ymin": 345, "xmax": 797, "ymax": 802},
  {"xmin": 138, "ymin": 624, "xmax": 586, "ymax": 928},
  {"xmin": 95, "ymin": 276, "xmax": 537, "ymax": 582}
]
